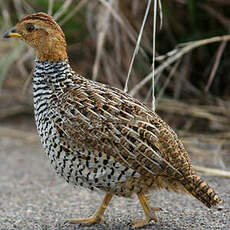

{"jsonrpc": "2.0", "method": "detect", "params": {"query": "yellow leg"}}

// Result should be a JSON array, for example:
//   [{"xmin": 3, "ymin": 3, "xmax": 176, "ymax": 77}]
[
  {"xmin": 70, "ymin": 193, "xmax": 113, "ymax": 225},
  {"xmin": 132, "ymin": 192, "xmax": 161, "ymax": 229}
]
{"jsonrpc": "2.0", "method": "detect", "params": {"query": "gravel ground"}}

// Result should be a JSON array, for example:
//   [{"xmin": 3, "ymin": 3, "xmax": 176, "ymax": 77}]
[{"xmin": 0, "ymin": 135, "xmax": 229, "ymax": 230}]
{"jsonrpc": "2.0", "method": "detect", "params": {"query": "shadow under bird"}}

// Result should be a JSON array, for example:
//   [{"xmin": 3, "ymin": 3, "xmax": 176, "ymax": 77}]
[{"xmin": 4, "ymin": 13, "xmax": 222, "ymax": 228}]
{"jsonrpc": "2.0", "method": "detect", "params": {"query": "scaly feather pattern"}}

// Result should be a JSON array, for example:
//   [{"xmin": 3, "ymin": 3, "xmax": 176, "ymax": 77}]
[{"xmin": 33, "ymin": 60, "xmax": 221, "ymax": 207}]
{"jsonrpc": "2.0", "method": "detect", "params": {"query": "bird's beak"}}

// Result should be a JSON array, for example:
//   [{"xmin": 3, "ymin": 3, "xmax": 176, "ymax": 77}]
[{"xmin": 3, "ymin": 26, "xmax": 22, "ymax": 39}]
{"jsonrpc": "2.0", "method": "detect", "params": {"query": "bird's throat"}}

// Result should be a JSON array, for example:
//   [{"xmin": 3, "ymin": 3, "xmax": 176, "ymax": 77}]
[
  {"xmin": 37, "ymin": 46, "xmax": 68, "ymax": 62},
  {"xmin": 36, "ymin": 37, "xmax": 68, "ymax": 62}
]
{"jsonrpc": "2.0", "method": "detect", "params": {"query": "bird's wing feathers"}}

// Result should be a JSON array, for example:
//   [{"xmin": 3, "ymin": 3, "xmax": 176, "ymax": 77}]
[{"xmin": 50, "ymin": 80, "xmax": 190, "ymax": 179}]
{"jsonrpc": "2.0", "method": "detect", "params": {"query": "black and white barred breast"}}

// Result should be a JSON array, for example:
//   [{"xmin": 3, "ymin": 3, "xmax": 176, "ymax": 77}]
[{"xmin": 33, "ymin": 60, "xmax": 143, "ymax": 196}]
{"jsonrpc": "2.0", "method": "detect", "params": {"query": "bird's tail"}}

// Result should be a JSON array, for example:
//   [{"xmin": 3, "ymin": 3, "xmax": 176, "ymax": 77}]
[{"xmin": 181, "ymin": 175, "xmax": 222, "ymax": 208}]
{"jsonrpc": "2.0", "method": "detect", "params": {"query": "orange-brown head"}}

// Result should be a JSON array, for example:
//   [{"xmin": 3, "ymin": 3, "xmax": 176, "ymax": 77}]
[{"xmin": 4, "ymin": 12, "xmax": 68, "ymax": 62}]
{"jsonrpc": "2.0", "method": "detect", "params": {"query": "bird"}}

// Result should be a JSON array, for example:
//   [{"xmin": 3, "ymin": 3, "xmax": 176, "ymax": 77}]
[{"xmin": 4, "ymin": 12, "xmax": 222, "ymax": 228}]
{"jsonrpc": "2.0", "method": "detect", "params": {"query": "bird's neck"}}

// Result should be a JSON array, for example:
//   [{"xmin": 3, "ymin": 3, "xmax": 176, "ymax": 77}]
[
  {"xmin": 33, "ymin": 60, "xmax": 77, "ymax": 88},
  {"xmin": 37, "ymin": 48, "xmax": 68, "ymax": 62},
  {"xmin": 36, "ymin": 36, "xmax": 68, "ymax": 62}
]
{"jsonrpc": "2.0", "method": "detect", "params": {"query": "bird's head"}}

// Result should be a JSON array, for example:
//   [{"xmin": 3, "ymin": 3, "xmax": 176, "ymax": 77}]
[{"xmin": 4, "ymin": 12, "xmax": 68, "ymax": 62}]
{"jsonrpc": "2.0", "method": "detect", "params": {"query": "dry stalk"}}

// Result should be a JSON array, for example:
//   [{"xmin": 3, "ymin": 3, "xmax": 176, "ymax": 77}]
[
  {"xmin": 129, "ymin": 34, "xmax": 230, "ymax": 97},
  {"xmin": 151, "ymin": 0, "xmax": 157, "ymax": 111},
  {"xmin": 53, "ymin": 0, "xmax": 73, "ymax": 20},
  {"xmin": 59, "ymin": 0, "xmax": 88, "ymax": 25},
  {"xmin": 174, "ymin": 54, "xmax": 191, "ymax": 99},
  {"xmin": 205, "ymin": 41, "xmax": 227, "ymax": 92},
  {"xmin": 21, "ymin": 0, "xmax": 34, "ymax": 13},
  {"xmin": 199, "ymin": 3, "xmax": 230, "ymax": 30},
  {"xmin": 124, "ymin": 0, "xmax": 152, "ymax": 93},
  {"xmin": 0, "ymin": 105, "xmax": 31, "ymax": 119},
  {"xmin": 194, "ymin": 165, "xmax": 230, "ymax": 178},
  {"xmin": 98, "ymin": 0, "xmax": 144, "ymax": 55},
  {"xmin": 22, "ymin": 72, "xmax": 33, "ymax": 96},
  {"xmin": 13, "ymin": 0, "xmax": 24, "ymax": 18},
  {"xmin": 112, "ymin": 15, "xmax": 121, "ymax": 67},
  {"xmin": 0, "ymin": 126, "xmax": 38, "ymax": 143},
  {"xmin": 156, "ymin": 59, "xmax": 181, "ymax": 105},
  {"xmin": 92, "ymin": 0, "xmax": 114, "ymax": 81},
  {"xmin": 158, "ymin": 0, "xmax": 163, "ymax": 29},
  {"xmin": 48, "ymin": 0, "xmax": 55, "ymax": 15},
  {"xmin": 16, "ymin": 47, "xmax": 34, "ymax": 78},
  {"xmin": 157, "ymin": 98, "xmax": 230, "ymax": 124},
  {"xmin": 1, "ymin": 1, "xmax": 11, "ymax": 29}
]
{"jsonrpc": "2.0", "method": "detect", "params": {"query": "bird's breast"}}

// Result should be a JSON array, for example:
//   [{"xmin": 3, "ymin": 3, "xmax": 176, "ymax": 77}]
[{"xmin": 32, "ymin": 78, "xmax": 141, "ymax": 194}]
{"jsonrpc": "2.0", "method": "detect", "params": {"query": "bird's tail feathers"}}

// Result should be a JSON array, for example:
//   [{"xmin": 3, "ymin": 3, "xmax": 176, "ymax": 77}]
[{"xmin": 182, "ymin": 175, "xmax": 222, "ymax": 208}]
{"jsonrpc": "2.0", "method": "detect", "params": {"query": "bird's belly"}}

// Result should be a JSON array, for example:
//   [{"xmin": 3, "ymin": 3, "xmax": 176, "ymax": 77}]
[
  {"xmin": 35, "ymin": 119, "xmax": 95, "ymax": 190},
  {"xmin": 35, "ymin": 113, "xmax": 142, "ymax": 194},
  {"xmin": 38, "ymin": 123, "xmax": 185, "ymax": 196},
  {"xmin": 34, "ymin": 105, "xmax": 183, "ymax": 197}
]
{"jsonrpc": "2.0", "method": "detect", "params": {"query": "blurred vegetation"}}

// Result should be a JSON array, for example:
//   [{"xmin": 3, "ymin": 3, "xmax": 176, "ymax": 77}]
[{"xmin": 0, "ymin": 0, "xmax": 229, "ymax": 169}]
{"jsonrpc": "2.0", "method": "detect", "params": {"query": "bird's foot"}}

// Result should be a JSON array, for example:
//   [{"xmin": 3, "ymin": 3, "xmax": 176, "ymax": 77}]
[
  {"xmin": 132, "ymin": 207, "xmax": 161, "ymax": 229},
  {"xmin": 132, "ymin": 217, "xmax": 151, "ymax": 229},
  {"xmin": 69, "ymin": 214, "xmax": 104, "ymax": 225},
  {"xmin": 69, "ymin": 193, "xmax": 112, "ymax": 226}
]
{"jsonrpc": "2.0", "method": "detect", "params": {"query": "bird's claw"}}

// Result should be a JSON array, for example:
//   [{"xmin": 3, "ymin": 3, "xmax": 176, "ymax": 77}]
[
  {"xmin": 69, "ymin": 215, "xmax": 104, "ymax": 225},
  {"xmin": 132, "ymin": 206, "xmax": 161, "ymax": 229}
]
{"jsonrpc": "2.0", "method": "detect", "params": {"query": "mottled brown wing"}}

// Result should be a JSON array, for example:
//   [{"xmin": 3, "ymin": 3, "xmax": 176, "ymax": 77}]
[{"xmin": 50, "ymin": 80, "xmax": 190, "ymax": 179}]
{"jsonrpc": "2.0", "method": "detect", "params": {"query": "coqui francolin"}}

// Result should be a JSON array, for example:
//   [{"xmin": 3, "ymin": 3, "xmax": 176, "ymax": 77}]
[{"xmin": 4, "ymin": 13, "xmax": 222, "ymax": 228}]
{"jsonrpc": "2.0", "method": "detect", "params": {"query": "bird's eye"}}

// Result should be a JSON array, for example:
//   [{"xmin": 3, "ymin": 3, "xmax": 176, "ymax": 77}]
[{"xmin": 25, "ymin": 23, "xmax": 35, "ymax": 32}]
